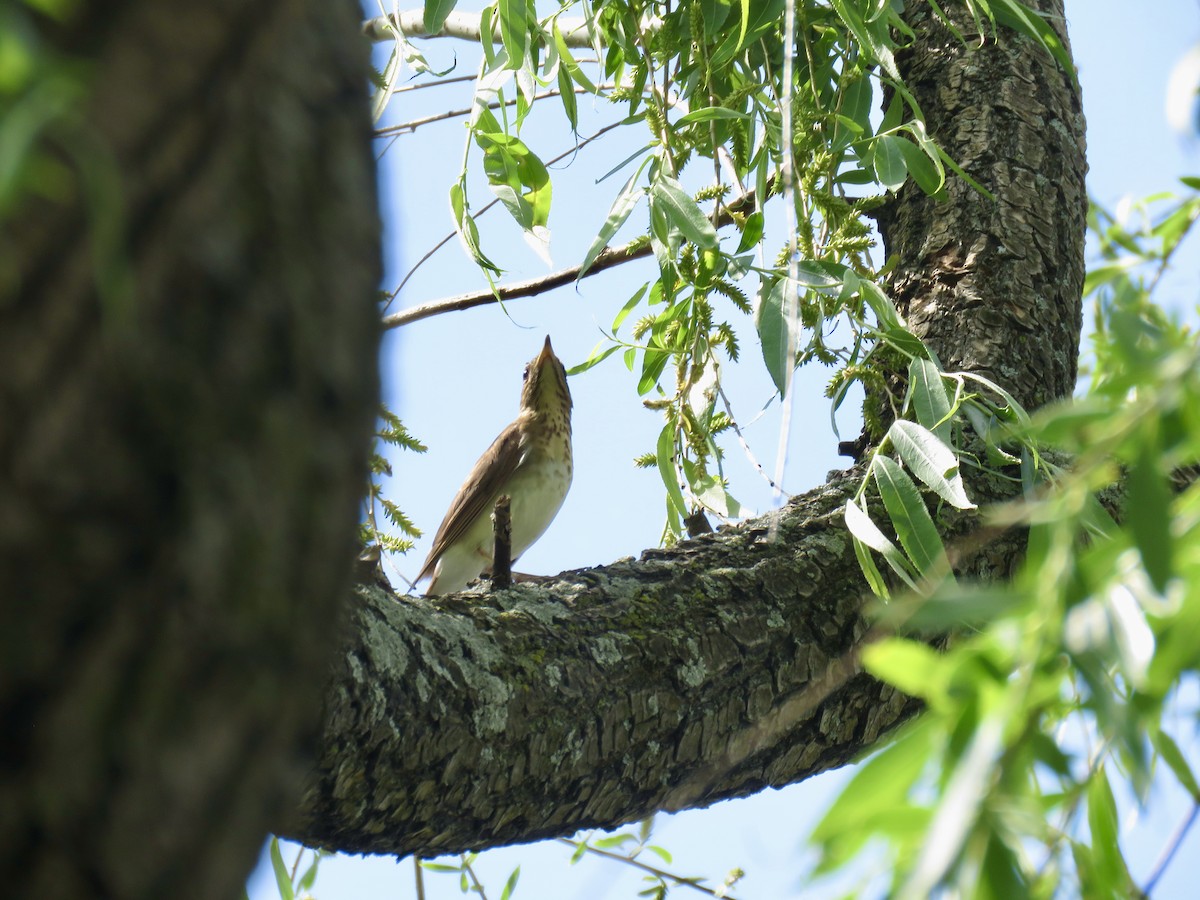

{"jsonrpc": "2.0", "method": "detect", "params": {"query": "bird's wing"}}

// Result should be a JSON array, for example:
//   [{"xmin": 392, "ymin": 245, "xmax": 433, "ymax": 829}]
[{"xmin": 416, "ymin": 421, "xmax": 525, "ymax": 583}]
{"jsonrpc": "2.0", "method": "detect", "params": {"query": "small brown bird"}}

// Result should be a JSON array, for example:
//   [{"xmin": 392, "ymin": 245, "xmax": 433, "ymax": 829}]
[{"xmin": 417, "ymin": 336, "xmax": 573, "ymax": 595}]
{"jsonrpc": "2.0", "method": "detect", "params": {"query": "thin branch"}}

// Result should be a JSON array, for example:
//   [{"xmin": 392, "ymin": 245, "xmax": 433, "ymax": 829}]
[
  {"xmin": 384, "ymin": 176, "xmax": 775, "ymax": 329},
  {"xmin": 1143, "ymin": 801, "xmax": 1200, "ymax": 896},
  {"xmin": 391, "ymin": 73, "xmax": 478, "ymax": 95},
  {"xmin": 382, "ymin": 237, "xmax": 654, "ymax": 329},
  {"xmin": 384, "ymin": 121, "xmax": 624, "ymax": 307},
  {"xmin": 555, "ymin": 838, "xmax": 742, "ymax": 900},
  {"xmin": 363, "ymin": 10, "xmax": 593, "ymax": 47},
  {"xmin": 375, "ymin": 85, "xmax": 600, "ymax": 138}
]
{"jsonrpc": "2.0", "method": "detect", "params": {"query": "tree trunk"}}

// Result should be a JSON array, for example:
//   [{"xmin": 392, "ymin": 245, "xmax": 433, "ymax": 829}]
[
  {"xmin": 284, "ymin": 0, "xmax": 1085, "ymax": 860},
  {"xmin": 0, "ymin": 3, "xmax": 380, "ymax": 899}
]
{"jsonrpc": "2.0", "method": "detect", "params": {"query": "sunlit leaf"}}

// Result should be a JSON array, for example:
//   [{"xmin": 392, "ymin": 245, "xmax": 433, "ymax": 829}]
[
  {"xmin": 909, "ymin": 357, "xmax": 953, "ymax": 442},
  {"xmin": 423, "ymin": 0, "xmax": 458, "ymax": 34},
  {"xmin": 579, "ymin": 168, "xmax": 646, "ymax": 279},
  {"xmin": 649, "ymin": 175, "xmax": 719, "ymax": 250},
  {"xmin": 755, "ymin": 276, "xmax": 794, "ymax": 396},
  {"xmin": 499, "ymin": 0, "xmax": 530, "ymax": 68},
  {"xmin": 889, "ymin": 420, "xmax": 975, "ymax": 509}
]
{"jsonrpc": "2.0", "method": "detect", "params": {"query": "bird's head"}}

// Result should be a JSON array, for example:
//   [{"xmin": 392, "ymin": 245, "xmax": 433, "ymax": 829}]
[{"xmin": 520, "ymin": 335, "xmax": 572, "ymax": 419}]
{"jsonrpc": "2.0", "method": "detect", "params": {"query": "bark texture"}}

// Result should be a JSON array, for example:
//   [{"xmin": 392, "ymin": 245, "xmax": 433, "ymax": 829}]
[
  {"xmin": 289, "ymin": 468, "xmax": 1030, "ymax": 857},
  {"xmin": 0, "ymin": 3, "xmax": 380, "ymax": 899},
  {"xmin": 285, "ymin": 0, "xmax": 1086, "ymax": 859},
  {"xmin": 878, "ymin": 0, "xmax": 1087, "ymax": 408}
]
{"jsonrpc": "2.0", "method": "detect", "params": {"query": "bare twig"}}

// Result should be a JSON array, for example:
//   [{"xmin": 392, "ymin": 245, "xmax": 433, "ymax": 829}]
[
  {"xmin": 384, "ymin": 177, "xmax": 772, "ymax": 329},
  {"xmin": 375, "ymin": 85, "xmax": 595, "ymax": 137},
  {"xmin": 391, "ymin": 73, "xmax": 477, "ymax": 95},
  {"xmin": 413, "ymin": 855, "xmax": 426, "ymax": 900},
  {"xmin": 385, "ymin": 121, "xmax": 624, "ymax": 306},
  {"xmin": 383, "ymin": 238, "xmax": 654, "ymax": 329},
  {"xmin": 556, "ymin": 837, "xmax": 742, "ymax": 900},
  {"xmin": 1143, "ymin": 801, "xmax": 1200, "ymax": 896}
]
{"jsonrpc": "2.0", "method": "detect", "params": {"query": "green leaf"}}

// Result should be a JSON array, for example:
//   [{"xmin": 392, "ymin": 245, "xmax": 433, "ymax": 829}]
[
  {"xmin": 991, "ymin": 0, "xmax": 1077, "ymax": 83},
  {"xmin": 579, "ymin": 167, "xmax": 646, "ymax": 279},
  {"xmin": 736, "ymin": 210, "xmax": 764, "ymax": 253},
  {"xmin": 755, "ymin": 277, "xmax": 794, "ymax": 396},
  {"xmin": 845, "ymin": 499, "xmax": 918, "ymax": 590},
  {"xmin": 811, "ymin": 718, "xmax": 933, "ymax": 846},
  {"xmin": 1086, "ymin": 766, "xmax": 1129, "ymax": 890},
  {"xmin": 676, "ymin": 107, "xmax": 751, "ymax": 125},
  {"xmin": 829, "ymin": 0, "xmax": 901, "ymax": 80},
  {"xmin": 858, "ymin": 279, "xmax": 905, "ymax": 332},
  {"xmin": 499, "ymin": 0, "xmax": 530, "ymax": 68},
  {"xmin": 556, "ymin": 62, "xmax": 577, "ymax": 130},
  {"xmin": 476, "ymin": 133, "xmax": 552, "ymax": 231},
  {"xmin": 499, "ymin": 865, "xmax": 521, "ymax": 900},
  {"xmin": 612, "ymin": 283, "xmax": 650, "ymax": 332},
  {"xmin": 657, "ymin": 423, "xmax": 689, "ymax": 519},
  {"xmin": 936, "ymin": 145, "xmax": 997, "ymax": 200},
  {"xmin": 909, "ymin": 357, "xmax": 953, "ymax": 442},
  {"xmin": 423, "ymin": 0, "xmax": 458, "ymax": 34},
  {"xmin": 567, "ymin": 341, "xmax": 623, "ymax": 376},
  {"xmin": 449, "ymin": 181, "xmax": 502, "ymax": 276},
  {"xmin": 872, "ymin": 134, "xmax": 909, "ymax": 191},
  {"xmin": 1155, "ymin": 730, "xmax": 1200, "ymax": 801},
  {"xmin": 1127, "ymin": 428, "xmax": 1173, "ymax": 593},
  {"xmin": 896, "ymin": 134, "xmax": 945, "ymax": 196},
  {"xmin": 889, "ymin": 420, "xmax": 975, "ymax": 509},
  {"xmin": 553, "ymin": 21, "xmax": 599, "ymax": 94},
  {"xmin": 872, "ymin": 455, "xmax": 951, "ymax": 578},
  {"xmin": 862, "ymin": 637, "xmax": 944, "ymax": 704},
  {"xmin": 638, "ymin": 347, "xmax": 670, "ymax": 395},
  {"xmin": 269, "ymin": 838, "xmax": 295, "ymax": 900},
  {"xmin": 852, "ymin": 534, "xmax": 891, "ymax": 600},
  {"xmin": 649, "ymin": 175, "xmax": 718, "ymax": 249}
]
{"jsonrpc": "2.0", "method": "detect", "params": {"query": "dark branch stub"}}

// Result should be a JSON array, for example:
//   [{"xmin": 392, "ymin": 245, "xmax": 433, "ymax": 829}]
[{"xmin": 491, "ymin": 494, "xmax": 513, "ymax": 590}]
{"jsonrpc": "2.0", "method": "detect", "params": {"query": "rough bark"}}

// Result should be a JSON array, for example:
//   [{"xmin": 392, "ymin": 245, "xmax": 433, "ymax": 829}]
[
  {"xmin": 288, "ymin": 467, "xmax": 1030, "ymax": 857},
  {"xmin": 0, "ymin": 3, "xmax": 380, "ymax": 899},
  {"xmin": 284, "ymin": 0, "xmax": 1086, "ymax": 860},
  {"xmin": 878, "ymin": 1, "xmax": 1087, "ymax": 410}
]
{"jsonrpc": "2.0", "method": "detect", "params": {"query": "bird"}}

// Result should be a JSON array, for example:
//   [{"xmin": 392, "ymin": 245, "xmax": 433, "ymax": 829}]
[{"xmin": 417, "ymin": 336, "xmax": 573, "ymax": 595}]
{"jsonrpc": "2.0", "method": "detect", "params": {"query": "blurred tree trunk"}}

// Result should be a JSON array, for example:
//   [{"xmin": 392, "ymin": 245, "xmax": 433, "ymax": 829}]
[
  {"xmin": 0, "ymin": 0, "xmax": 1087, "ymax": 894},
  {"xmin": 0, "ymin": 2, "xmax": 380, "ymax": 898}
]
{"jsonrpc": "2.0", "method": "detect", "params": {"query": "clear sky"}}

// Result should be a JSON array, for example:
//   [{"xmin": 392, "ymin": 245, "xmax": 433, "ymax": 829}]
[{"xmin": 251, "ymin": 2, "xmax": 1200, "ymax": 897}]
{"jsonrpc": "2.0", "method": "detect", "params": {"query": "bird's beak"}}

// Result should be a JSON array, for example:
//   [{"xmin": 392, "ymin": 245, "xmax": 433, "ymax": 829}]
[{"xmin": 538, "ymin": 335, "xmax": 555, "ymax": 366}]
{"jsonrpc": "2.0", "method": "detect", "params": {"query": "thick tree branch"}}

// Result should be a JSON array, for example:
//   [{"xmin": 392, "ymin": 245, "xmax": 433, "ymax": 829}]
[
  {"xmin": 286, "ymin": 466, "xmax": 1026, "ymax": 857},
  {"xmin": 363, "ymin": 11, "xmax": 592, "ymax": 46}
]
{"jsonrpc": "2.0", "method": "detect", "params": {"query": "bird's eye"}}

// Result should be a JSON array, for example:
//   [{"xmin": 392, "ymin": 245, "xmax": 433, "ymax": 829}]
[{"xmin": 522, "ymin": 365, "xmax": 531, "ymax": 381}]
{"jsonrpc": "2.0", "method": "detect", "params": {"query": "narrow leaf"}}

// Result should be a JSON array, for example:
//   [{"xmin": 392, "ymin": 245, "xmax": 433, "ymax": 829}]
[
  {"xmin": 499, "ymin": 0, "xmax": 530, "ymax": 68},
  {"xmin": 908, "ymin": 357, "xmax": 953, "ymax": 442},
  {"xmin": 579, "ymin": 169, "xmax": 645, "ymax": 279},
  {"xmin": 1155, "ymin": 730, "xmax": 1200, "ymax": 801},
  {"xmin": 650, "ymin": 175, "xmax": 718, "ymax": 249},
  {"xmin": 423, "ymin": 0, "xmax": 458, "ymax": 34},
  {"xmin": 890, "ymin": 420, "xmax": 975, "ymax": 509},
  {"xmin": 755, "ymin": 277, "xmax": 792, "ymax": 396},
  {"xmin": 845, "ymin": 499, "xmax": 918, "ymax": 589},
  {"xmin": 872, "ymin": 134, "xmax": 909, "ymax": 191},
  {"xmin": 269, "ymin": 839, "xmax": 295, "ymax": 900},
  {"xmin": 657, "ymin": 424, "xmax": 689, "ymax": 519},
  {"xmin": 873, "ymin": 455, "xmax": 951, "ymax": 578}
]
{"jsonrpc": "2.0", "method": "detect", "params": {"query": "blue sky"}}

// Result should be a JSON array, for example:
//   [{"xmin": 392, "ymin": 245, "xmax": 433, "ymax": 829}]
[{"xmin": 251, "ymin": 2, "xmax": 1200, "ymax": 897}]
